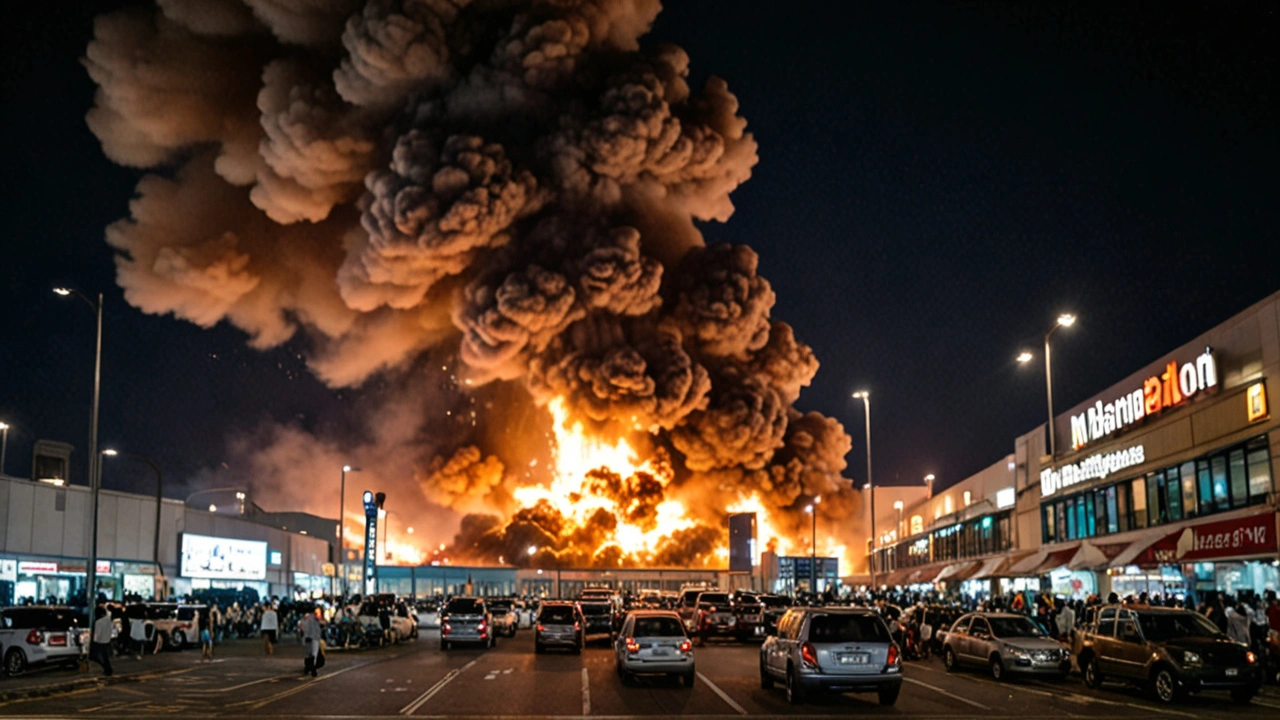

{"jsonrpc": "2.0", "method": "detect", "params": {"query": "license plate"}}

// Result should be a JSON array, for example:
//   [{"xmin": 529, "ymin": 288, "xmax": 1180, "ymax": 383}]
[
  {"xmin": 1226, "ymin": 668, "xmax": 1239, "ymax": 677},
  {"xmin": 837, "ymin": 653, "xmax": 870, "ymax": 665},
  {"xmin": 652, "ymin": 648, "xmax": 670, "ymax": 657}
]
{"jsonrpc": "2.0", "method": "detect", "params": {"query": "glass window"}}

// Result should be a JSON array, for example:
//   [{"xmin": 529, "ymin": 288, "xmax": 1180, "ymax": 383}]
[
  {"xmin": 1198, "ymin": 460, "xmax": 1213, "ymax": 513},
  {"xmin": 1065, "ymin": 500, "xmax": 1076, "ymax": 540},
  {"xmin": 1117, "ymin": 482, "xmax": 1131, "ymax": 532},
  {"xmin": 1105, "ymin": 486, "xmax": 1119, "ymax": 534},
  {"xmin": 1131, "ymin": 478, "xmax": 1148, "ymax": 529},
  {"xmin": 1093, "ymin": 491, "xmax": 1106, "ymax": 537},
  {"xmin": 1229, "ymin": 449, "xmax": 1248, "ymax": 508},
  {"xmin": 1166, "ymin": 467, "xmax": 1182, "ymax": 521},
  {"xmin": 1075, "ymin": 496, "xmax": 1087, "ymax": 538},
  {"xmin": 1212, "ymin": 455, "xmax": 1229, "ymax": 512},
  {"xmin": 1147, "ymin": 473, "xmax": 1162, "ymax": 526},
  {"xmin": 1181, "ymin": 461, "xmax": 1197, "ymax": 517},
  {"xmin": 1085, "ymin": 494, "xmax": 1097, "ymax": 537},
  {"xmin": 1247, "ymin": 448, "xmax": 1271, "ymax": 499}
]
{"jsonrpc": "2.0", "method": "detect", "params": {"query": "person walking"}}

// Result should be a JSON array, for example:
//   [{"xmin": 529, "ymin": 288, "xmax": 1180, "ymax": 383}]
[
  {"xmin": 200, "ymin": 608, "xmax": 214, "ymax": 662},
  {"xmin": 1225, "ymin": 598, "xmax": 1251, "ymax": 646},
  {"xmin": 210, "ymin": 603, "xmax": 223, "ymax": 645},
  {"xmin": 302, "ymin": 608, "xmax": 323, "ymax": 677},
  {"xmin": 127, "ymin": 604, "xmax": 147, "ymax": 660},
  {"xmin": 261, "ymin": 602, "xmax": 279, "ymax": 656},
  {"xmin": 90, "ymin": 605, "xmax": 114, "ymax": 677}
]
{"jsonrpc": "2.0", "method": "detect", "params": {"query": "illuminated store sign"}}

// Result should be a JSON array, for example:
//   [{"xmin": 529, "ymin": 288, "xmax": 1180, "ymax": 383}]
[
  {"xmin": 1247, "ymin": 382, "xmax": 1267, "ymax": 422},
  {"xmin": 1070, "ymin": 348, "xmax": 1217, "ymax": 450},
  {"xmin": 1041, "ymin": 444, "xmax": 1145, "ymax": 497},
  {"xmin": 180, "ymin": 534, "xmax": 267, "ymax": 580}
]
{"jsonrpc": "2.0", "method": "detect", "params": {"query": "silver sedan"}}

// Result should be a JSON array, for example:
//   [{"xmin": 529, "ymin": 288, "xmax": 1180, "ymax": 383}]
[{"xmin": 613, "ymin": 610, "xmax": 695, "ymax": 687}]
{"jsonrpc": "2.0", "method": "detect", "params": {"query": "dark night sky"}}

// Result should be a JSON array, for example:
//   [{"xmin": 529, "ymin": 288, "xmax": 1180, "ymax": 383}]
[{"xmin": 1, "ymin": 2, "xmax": 1276, "ymax": 503}]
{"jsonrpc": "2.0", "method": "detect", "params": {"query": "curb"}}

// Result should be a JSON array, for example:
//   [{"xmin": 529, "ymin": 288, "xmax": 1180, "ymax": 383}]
[{"xmin": 0, "ymin": 664, "xmax": 195, "ymax": 704}]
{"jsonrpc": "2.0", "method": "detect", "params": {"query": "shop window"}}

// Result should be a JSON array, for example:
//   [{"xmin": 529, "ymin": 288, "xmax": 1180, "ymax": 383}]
[
  {"xmin": 1180, "ymin": 461, "xmax": 1197, "ymax": 517},
  {"xmin": 1057, "ymin": 503, "xmax": 1068, "ymax": 543},
  {"xmin": 1197, "ymin": 460, "xmax": 1212, "ymax": 513},
  {"xmin": 1247, "ymin": 447, "xmax": 1271, "ymax": 499},
  {"xmin": 1131, "ymin": 478, "xmax": 1147, "ymax": 529},
  {"xmin": 1165, "ymin": 468, "xmax": 1182, "ymax": 522},
  {"xmin": 1229, "ymin": 449, "xmax": 1248, "ymax": 508},
  {"xmin": 1105, "ymin": 486, "xmax": 1119, "ymax": 534},
  {"xmin": 1147, "ymin": 473, "xmax": 1163, "ymax": 526},
  {"xmin": 1117, "ymin": 483, "xmax": 1131, "ymax": 533},
  {"xmin": 1065, "ymin": 501, "xmax": 1076, "ymax": 540},
  {"xmin": 1093, "ymin": 491, "xmax": 1107, "ymax": 537},
  {"xmin": 1085, "ymin": 494, "xmax": 1097, "ymax": 537},
  {"xmin": 1211, "ymin": 456, "xmax": 1229, "ymax": 512},
  {"xmin": 1075, "ymin": 496, "xmax": 1087, "ymax": 539}
]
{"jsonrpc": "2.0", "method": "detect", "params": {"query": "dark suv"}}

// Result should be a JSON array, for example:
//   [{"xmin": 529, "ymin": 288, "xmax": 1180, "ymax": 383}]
[{"xmin": 1077, "ymin": 604, "xmax": 1262, "ymax": 704}]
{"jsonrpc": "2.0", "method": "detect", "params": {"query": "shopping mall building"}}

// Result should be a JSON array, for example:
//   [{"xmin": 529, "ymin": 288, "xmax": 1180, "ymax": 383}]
[{"xmin": 873, "ymin": 290, "xmax": 1279, "ymax": 601}]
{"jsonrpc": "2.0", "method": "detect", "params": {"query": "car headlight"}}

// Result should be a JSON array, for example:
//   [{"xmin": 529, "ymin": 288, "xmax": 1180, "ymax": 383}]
[
  {"xmin": 1182, "ymin": 651, "xmax": 1201, "ymax": 665},
  {"xmin": 1009, "ymin": 647, "xmax": 1030, "ymax": 660}
]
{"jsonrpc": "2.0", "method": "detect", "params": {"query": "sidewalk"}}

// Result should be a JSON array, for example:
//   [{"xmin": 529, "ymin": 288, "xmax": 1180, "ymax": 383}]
[{"xmin": 0, "ymin": 637, "xmax": 309, "ymax": 703}]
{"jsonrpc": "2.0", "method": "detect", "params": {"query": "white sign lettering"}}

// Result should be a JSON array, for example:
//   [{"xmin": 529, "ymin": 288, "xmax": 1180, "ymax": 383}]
[
  {"xmin": 1070, "ymin": 348, "xmax": 1216, "ymax": 449},
  {"xmin": 1041, "ymin": 444, "xmax": 1146, "ymax": 497}
]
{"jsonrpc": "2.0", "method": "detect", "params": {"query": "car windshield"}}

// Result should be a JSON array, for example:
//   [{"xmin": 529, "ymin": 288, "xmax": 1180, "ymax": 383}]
[
  {"xmin": 809, "ymin": 614, "xmax": 890, "ymax": 643},
  {"xmin": 579, "ymin": 603, "xmax": 610, "ymax": 616},
  {"xmin": 1, "ymin": 608, "xmax": 82, "ymax": 629},
  {"xmin": 698, "ymin": 593, "xmax": 730, "ymax": 605},
  {"xmin": 989, "ymin": 616, "xmax": 1046, "ymax": 638},
  {"xmin": 759, "ymin": 596, "xmax": 789, "ymax": 607},
  {"xmin": 444, "ymin": 599, "xmax": 482, "ymax": 615},
  {"xmin": 632, "ymin": 617, "xmax": 684, "ymax": 637},
  {"xmin": 539, "ymin": 606, "xmax": 576, "ymax": 624},
  {"xmin": 490, "ymin": 602, "xmax": 511, "ymax": 612},
  {"xmin": 1137, "ymin": 612, "xmax": 1222, "ymax": 641}
]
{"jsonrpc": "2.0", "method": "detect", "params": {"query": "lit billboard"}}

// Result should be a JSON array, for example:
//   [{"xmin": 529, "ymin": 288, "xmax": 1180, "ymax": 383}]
[{"xmin": 180, "ymin": 533, "xmax": 268, "ymax": 580}]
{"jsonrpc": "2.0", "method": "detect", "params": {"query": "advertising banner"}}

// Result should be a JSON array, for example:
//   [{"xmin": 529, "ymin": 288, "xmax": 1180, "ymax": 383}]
[
  {"xmin": 1138, "ymin": 512, "xmax": 1276, "ymax": 565},
  {"xmin": 180, "ymin": 533, "xmax": 268, "ymax": 580}
]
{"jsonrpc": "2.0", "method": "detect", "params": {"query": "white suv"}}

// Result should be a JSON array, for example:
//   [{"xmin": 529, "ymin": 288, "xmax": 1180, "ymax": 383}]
[{"xmin": 1, "ymin": 606, "xmax": 88, "ymax": 676}]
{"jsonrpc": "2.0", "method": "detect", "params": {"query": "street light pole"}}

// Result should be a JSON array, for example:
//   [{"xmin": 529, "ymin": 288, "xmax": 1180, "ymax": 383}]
[
  {"xmin": 102, "ymin": 450, "xmax": 164, "ymax": 584},
  {"xmin": 339, "ymin": 465, "xmax": 360, "ymax": 599},
  {"xmin": 852, "ymin": 391, "xmax": 874, "ymax": 590},
  {"xmin": 1022, "ymin": 314, "xmax": 1076, "ymax": 463},
  {"xmin": 55, "ymin": 288, "xmax": 103, "ymax": 608},
  {"xmin": 0, "ymin": 422, "xmax": 9, "ymax": 476}
]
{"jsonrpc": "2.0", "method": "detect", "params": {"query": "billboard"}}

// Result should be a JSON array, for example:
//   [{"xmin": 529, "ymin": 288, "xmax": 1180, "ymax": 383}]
[{"xmin": 180, "ymin": 533, "xmax": 268, "ymax": 580}]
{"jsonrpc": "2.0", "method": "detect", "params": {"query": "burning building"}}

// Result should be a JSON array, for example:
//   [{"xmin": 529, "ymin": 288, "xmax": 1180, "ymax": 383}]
[{"xmin": 85, "ymin": 0, "xmax": 861, "ymax": 571}]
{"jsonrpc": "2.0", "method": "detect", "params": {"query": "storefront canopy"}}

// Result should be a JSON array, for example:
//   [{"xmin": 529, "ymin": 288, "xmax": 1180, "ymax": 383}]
[
  {"xmin": 935, "ymin": 560, "xmax": 982, "ymax": 583},
  {"xmin": 1112, "ymin": 508, "xmax": 1277, "ymax": 568},
  {"xmin": 1007, "ymin": 545, "xmax": 1080, "ymax": 576},
  {"xmin": 971, "ymin": 550, "xmax": 1037, "ymax": 580}
]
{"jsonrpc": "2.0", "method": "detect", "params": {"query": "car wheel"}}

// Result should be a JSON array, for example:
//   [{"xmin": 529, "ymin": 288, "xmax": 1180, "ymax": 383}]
[
  {"xmin": 1083, "ymin": 657, "xmax": 1103, "ymax": 689},
  {"xmin": 682, "ymin": 670, "xmax": 695, "ymax": 688},
  {"xmin": 943, "ymin": 646, "xmax": 958, "ymax": 672},
  {"xmin": 990, "ymin": 655, "xmax": 1004, "ymax": 681},
  {"xmin": 760, "ymin": 658, "xmax": 774, "ymax": 689},
  {"xmin": 785, "ymin": 664, "xmax": 805, "ymax": 705},
  {"xmin": 1230, "ymin": 687, "xmax": 1256, "ymax": 705},
  {"xmin": 4, "ymin": 648, "xmax": 28, "ymax": 676},
  {"xmin": 878, "ymin": 683, "xmax": 901, "ymax": 706},
  {"xmin": 170, "ymin": 630, "xmax": 186, "ymax": 650},
  {"xmin": 1151, "ymin": 667, "xmax": 1178, "ymax": 704}
]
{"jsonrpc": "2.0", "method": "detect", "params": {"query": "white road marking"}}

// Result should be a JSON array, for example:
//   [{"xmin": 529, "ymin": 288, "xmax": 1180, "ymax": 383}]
[
  {"xmin": 400, "ymin": 659, "xmax": 477, "ymax": 715},
  {"xmin": 239, "ymin": 662, "xmax": 365, "ymax": 712},
  {"xmin": 695, "ymin": 672, "xmax": 747, "ymax": 716},
  {"xmin": 581, "ymin": 667, "xmax": 591, "ymax": 715},
  {"xmin": 904, "ymin": 676, "xmax": 992, "ymax": 710}
]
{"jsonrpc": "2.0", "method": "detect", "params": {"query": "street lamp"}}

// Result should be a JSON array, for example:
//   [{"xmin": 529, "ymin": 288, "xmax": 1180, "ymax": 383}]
[
  {"xmin": 851, "ymin": 390, "xmax": 875, "ymax": 590},
  {"xmin": 0, "ymin": 421, "xmax": 9, "ymax": 476},
  {"xmin": 208, "ymin": 504, "xmax": 217, "ymax": 513},
  {"xmin": 54, "ymin": 287, "xmax": 104, "ymax": 608},
  {"xmin": 339, "ymin": 465, "xmax": 361, "ymax": 598},
  {"xmin": 923, "ymin": 473, "xmax": 935, "ymax": 499},
  {"xmin": 1025, "ymin": 313, "xmax": 1077, "ymax": 462},
  {"xmin": 101, "ymin": 449, "xmax": 164, "ymax": 582}
]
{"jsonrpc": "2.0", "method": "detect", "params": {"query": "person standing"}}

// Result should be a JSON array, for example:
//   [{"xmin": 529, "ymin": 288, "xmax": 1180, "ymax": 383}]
[
  {"xmin": 261, "ymin": 603, "xmax": 279, "ymax": 656},
  {"xmin": 302, "ymin": 608, "xmax": 322, "ymax": 677},
  {"xmin": 127, "ymin": 604, "xmax": 147, "ymax": 660},
  {"xmin": 91, "ymin": 605, "xmax": 114, "ymax": 677},
  {"xmin": 210, "ymin": 603, "xmax": 223, "ymax": 645},
  {"xmin": 200, "ymin": 608, "xmax": 214, "ymax": 662},
  {"xmin": 1225, "ymin": 598, "xmax": 1250, "ymax": 646}
]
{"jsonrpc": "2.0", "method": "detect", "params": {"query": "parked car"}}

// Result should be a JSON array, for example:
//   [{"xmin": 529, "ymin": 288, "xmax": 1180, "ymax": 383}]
[
  {"xmin": 732, "ymin": 591, "xmax": 766, "ymax": 640},
  {"xmin": 1076, "ymin": 604, "xmax": 1262, "ymax": 704},
  {"xmin": 0, "ymin": 606, "xmax": 87, "ymax": 676},
  {"xmin": 676, "ymin": 586, "xmax": 713, "ymax": 632},
  {"xmin": 578, "ymin": 601, "xmax": 615, "ymax": 644},
  {"xmin": 760, "ymin": 606, "xmax": 902, "ymax": 706},
  {"xmin": 415, "ymin": 598, "xmax": 441, "ymax": 629},
  {"xmin": 614, "ymin": 610, "xmax": 695, "ymax": 686},
  {"xmin": 488, "ymin": 600, "xmax": 519, "ymax": 637},
  {"xmin": 440, "ymin": 597, "xmax": 494, "ymax": 650},
  {"xmin": 941, "ymin": 612, "xmax": 1070, "ymax": 680},
  {"xmin": 759, "ymin": 594, "xmax": 791, "ymax": 636},
  {"xmin": 535, "ymin": 601, "xmax": 583, "ymax": 654},
  {"xmin": 693, "ymin": 591, "xmax": 738, "ymax": 643}
]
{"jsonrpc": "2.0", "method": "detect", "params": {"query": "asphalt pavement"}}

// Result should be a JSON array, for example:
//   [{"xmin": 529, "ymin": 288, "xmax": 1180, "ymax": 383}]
[{"xmin": 2, "ymin": 628, "xmax": 1279, "ymax": 719}]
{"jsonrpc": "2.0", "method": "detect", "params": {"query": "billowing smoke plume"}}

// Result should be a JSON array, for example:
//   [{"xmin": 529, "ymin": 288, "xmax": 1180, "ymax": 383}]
[{"xmin": 87, "ymin": 0, "xmax": 859, "ymax": 568}]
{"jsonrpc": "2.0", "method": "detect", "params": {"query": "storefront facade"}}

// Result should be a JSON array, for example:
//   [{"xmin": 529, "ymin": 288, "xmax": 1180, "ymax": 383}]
[{"xmin": 1018, "ymin": 291, "xmax": 1280, "ymax": 600}]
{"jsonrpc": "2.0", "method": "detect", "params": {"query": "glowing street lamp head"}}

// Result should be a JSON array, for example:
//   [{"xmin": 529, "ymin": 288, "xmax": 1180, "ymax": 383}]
[
  {"xmin": 851, "ymin": 390, "xmax": 868, "ymax": 399},
  {"xmin": 208, "ymin": 504, "xmax": 217, "ymax": 513},
  {"xmin": 893, "ymin": 500, "xmax": 904, "ymax": 510},
  {"xmin": 814, "ymin": 495, "xmax": 821, "ymax": 504},
  {"xmin": 0, "ymin": 422, "xmax": 9, "ymax": 430},
  {"xmin": 235, "ymin": 492, "xmax": 246, "ymax": 500},
  {"xmin": 362, "ymin": 490, "xmax": 373, "ymax": 504},
  {"xmin": 1057, "ymin": 313, "xmax": 1076, "ymax": 327},
  {"xmin": 804, "ymin": 504, "xmax": 813, "ymax": 514},
  {"xmin": 101, "ymin": 449, "xmax": 118, "ymax": 456},
  {"xmin": 527, "ymin": 545, "xmax": 538, "ymax": 556},
  {"xmin": 53, "ymin": 287, "xmax": 71, "ymax": 296},
  {"xmin": 924, "ymin": 474, "xmax": 935, "ymax": 482},
  {"xmin": 1016, "ymin": 351, "xmax": 1033, "ymax": 364},
  {"xmin": 407, "ymin": 527, "xmax": 414, "ymax": 534},
  {"xmin": 343, "ymin": 464, "xmax": 361, "ymax": 473}
]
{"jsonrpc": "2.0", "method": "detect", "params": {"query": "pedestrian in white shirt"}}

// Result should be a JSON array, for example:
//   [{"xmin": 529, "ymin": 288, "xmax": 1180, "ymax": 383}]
[
  {"xmin": 261, "ymin": 603, "xmax": 279, "ymax": 656},
  {"xmin": 91, "ymin": 606, "xmax": 114, "ymax": 677}
]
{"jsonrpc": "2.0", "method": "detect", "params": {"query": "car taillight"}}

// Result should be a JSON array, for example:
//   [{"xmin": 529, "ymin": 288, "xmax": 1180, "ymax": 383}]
[
  {"xmin": 679, "ymin": 639, "xmax": 692, "ymax": 654},
  {"xmin": 478, "ymin": 621, "xmax": 486, "ymax": 632},
  {"xmin": 536, "ymin": 624, "xmax": 545, "ymax": 632},
  {"xmin": 800, "ymin": 641, "xmax": 818, "ymax": 668},
  {"xmin": 886, "ymin": 644, "xmax": 900, "ymax": 667},
  {"xmin": 625, "ymin": 637, "xmax": 640, "ymax": 653},
  {"xmin": 441, "ymin": 623, "xmax": 451, "ymax": 635},
  {"xmin": 573, "ymin": 621, "xmax": 580, "ymax": 631},
  {"xmin": 26, "ymin": 629, "xmax": 43, "ymax": 645},
  {"xmin": 1246, "ymin": 651, "xmax": 1258, "ymax": 664}
]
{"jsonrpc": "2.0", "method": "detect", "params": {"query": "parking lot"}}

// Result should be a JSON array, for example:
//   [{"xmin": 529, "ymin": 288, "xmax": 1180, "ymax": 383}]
[{"xmin": 3, "ymin": 628, "xmax": 1280, "ymax": 719}]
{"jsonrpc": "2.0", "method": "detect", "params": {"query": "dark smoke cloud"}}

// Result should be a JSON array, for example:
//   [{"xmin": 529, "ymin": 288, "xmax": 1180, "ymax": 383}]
[{"xmin": 87, "ymin": 0, "xmax": 857, "ymax": 568}]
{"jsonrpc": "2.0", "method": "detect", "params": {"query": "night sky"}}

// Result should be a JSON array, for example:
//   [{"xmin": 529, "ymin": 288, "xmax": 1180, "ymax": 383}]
[{"xmin": 1, "ymin": 1, "xmax": 1276, "ymax": 505}]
